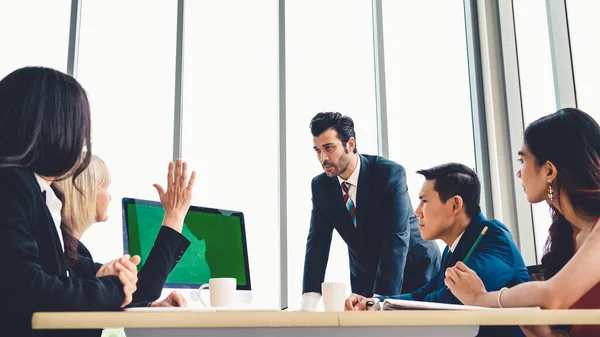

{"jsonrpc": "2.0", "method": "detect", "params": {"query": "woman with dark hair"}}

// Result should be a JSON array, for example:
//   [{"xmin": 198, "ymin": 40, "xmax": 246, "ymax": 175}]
[
  {"xmin": 445, "ymin": 108, "xmax": 600, "ymax": 337},
  {"xmin": 0, "ymin": 67, "xmax": 192, "ymax": 337}
]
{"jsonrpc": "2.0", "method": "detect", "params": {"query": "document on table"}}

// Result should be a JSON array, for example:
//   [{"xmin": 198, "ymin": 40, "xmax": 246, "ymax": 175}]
[{"xmin": 377, "ymin": 299, "xmax": 540, "ymax": 311}]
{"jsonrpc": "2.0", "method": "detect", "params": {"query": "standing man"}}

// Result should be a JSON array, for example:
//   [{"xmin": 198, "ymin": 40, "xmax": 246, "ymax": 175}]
[{"xmin": 301, "ymin": 112, "xmax": 440, "ymax": 310}]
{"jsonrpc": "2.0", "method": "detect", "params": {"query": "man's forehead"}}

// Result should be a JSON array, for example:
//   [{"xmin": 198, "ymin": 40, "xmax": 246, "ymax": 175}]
[
  {"xmin": 419, "ymin": 179, "xmax": 436, "ymax": 194},
  {"xmin": 313, "ymin": 135, "xmax": 341, "ymax": 146}
]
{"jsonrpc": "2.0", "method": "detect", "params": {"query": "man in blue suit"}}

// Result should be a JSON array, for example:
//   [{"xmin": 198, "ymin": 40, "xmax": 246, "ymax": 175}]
[
  {"xmin": 301, "ymin": 112, "xmax": 440, "ymax": 311},
  {"xmin": 345, "ymin": 163, "xmax": 529, "ymax": 336}
]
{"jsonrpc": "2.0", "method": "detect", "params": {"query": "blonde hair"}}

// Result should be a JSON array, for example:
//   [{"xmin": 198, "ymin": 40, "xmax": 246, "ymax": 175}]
[{"xmin": 53, "ymin": 154, "xmax": 109, "ymax": 238}]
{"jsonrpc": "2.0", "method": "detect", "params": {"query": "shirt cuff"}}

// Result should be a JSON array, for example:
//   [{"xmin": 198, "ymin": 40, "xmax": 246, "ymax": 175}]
[{"xmin": 300, "ymin": 292, "xmax": 321, "ymax": 311}]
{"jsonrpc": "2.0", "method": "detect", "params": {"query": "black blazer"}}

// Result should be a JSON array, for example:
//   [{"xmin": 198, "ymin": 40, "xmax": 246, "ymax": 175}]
[
  {"xmin": 0, "ymin": 167, "xmax": 126, "ymax": 336},
  {"xmin": 303, "ymin": 154, "xmax": 441, "ymax": 297},
  {"xmin": 72, "ymin": 226, "xmax": 190, "ymax": 304}
]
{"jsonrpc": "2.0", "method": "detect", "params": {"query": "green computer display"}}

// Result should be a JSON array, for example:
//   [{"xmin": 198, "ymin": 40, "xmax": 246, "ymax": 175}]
[{"xmin": 122, "ymin": 198, "xmax": 251, "ymax": 289}]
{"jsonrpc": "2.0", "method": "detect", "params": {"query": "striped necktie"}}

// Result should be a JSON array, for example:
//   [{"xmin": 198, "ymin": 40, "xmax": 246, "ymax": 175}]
[{"xmin": 341, "ymin": 182, "xmax": 357, "ymax": 226}]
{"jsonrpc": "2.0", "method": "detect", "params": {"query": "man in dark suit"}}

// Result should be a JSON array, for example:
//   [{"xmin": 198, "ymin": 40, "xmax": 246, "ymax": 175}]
[
  {"xmin": 301, "ymin": 112, "xmax": 440, "ymax": 310},
  {"xmin": 345, "ymin": 163, "xmax": 529, "ymax": 337}
]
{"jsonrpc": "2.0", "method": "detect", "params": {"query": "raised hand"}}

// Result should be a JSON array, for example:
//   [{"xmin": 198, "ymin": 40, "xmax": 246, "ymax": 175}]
[{"xmin": 153, "ymin": 159, "xmax": 196, "ymax": 233}]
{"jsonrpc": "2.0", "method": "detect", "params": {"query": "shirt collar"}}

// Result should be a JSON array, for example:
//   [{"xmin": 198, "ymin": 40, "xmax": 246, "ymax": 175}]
[
  {"xmin": 33, "ymin": 173, "xmax": 63, "ymax": 227},
  {"xmin": 337, "ymin": 154, "xmax": 361, "ymax": 187},
  {"xmin": 34, "ymin": 173, "xmax": 67, "ymax": 268},
  {"xmin": 449, "ymin": 231, "xmax": 465, "ymax": 253},
  {"xmin": 34, "ymin": 173, "xmax": 52, "ymax": 194}
]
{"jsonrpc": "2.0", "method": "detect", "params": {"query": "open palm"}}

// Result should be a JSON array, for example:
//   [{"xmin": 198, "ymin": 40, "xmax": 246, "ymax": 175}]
[{"xmin": 153, "ymin": 159, "xmax": 196, "ymax": 232}]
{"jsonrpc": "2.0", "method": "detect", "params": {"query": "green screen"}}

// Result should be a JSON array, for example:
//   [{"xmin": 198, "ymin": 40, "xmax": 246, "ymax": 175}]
[{"xmin": 126, "ymin": 203, "xmax": 248, "ymax": 286}]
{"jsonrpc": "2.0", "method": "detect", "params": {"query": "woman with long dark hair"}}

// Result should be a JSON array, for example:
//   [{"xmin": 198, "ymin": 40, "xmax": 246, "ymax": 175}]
[
  {"xmin": 445, "ymin": 108, "xmax": 600, "ymax": 337},
  {"xmin": 0, "ymin": 67, "xmax": 138, "ymax": 337}
]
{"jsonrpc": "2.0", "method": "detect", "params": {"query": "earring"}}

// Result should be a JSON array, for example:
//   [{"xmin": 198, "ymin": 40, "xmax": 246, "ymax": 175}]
[{"xmin": 547, "ymin": 181, "xmax": 554, "ymax": 201}]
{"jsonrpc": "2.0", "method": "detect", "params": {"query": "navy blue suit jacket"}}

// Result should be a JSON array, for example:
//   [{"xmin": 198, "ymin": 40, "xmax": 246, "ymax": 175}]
[
  {"xmin": 303, "ymin": 154, "xmax": 441, "ymax": 297},
  {"xmin": 378, "ymin": 213, "xmax": 530, "ymax": 337}
]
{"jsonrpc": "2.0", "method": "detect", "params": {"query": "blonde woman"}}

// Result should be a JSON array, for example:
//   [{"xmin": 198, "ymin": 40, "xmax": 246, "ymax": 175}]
[{"xmin": 54, "ymin": 156, "xmax": 195, "ymax": 307}]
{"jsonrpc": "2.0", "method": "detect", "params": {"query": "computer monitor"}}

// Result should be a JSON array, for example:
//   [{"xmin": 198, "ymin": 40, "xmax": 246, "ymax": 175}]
[{"xmin": 122, "ymin": 198, "xmax": 252, "ymax": 303}]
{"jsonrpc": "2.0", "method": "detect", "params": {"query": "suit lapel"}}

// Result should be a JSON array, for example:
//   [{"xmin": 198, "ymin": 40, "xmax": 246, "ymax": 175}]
[
  {"xmin": 355, "ymin": 154, "xmax": 369, "ymax": 229},
  {"xmin": 448, "ymin": 213, "xmax": 486, "ymax": 264},
  {"xmin": 437, "ymin": 214, "xmax": 487, "ymax": 288},
  {"xmin": 441, "ymin": 247, "xmax": 452, "ymax": 268}
]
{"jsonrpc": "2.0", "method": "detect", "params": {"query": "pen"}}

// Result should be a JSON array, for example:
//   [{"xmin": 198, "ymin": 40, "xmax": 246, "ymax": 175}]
[{"xmin": 463, "ymin": 226, "xmax": 488, "ymax": 263}]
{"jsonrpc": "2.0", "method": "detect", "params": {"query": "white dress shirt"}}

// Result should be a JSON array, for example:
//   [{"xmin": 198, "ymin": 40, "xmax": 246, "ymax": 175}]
[
  {"xmin": 300, "ymin": 155, "xmax": 361, "ymax": 311},
  {"xmin": 449, "ymin": 231, "xmax": 465, "ymax": 253},
  {"xmin": 34, "ymin": 173, "xmax": 65, "ymax": 253}
]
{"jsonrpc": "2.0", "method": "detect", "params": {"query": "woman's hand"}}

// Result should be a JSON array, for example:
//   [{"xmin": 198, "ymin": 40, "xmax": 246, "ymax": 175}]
[
  {"xmin": 150, "ymin": 291, "xmax": 187, "ymax": 307},
  {"xmin": 521, "ymin": 325, "xmax": 569, "ymax": 337},
  {"xmin": 153, "ymin": 159, "xmax": 196, "ymax": 233},
  {"xmin": 444, "ymin": 261, "xmax": 487, "ymax": 306},
  {"xmin": 96, "ymin": 258, "xmax": 120, "ymax": 277},
  {"xmin": 110, "ymin": 254, "xmax": 141, "ymax": 308}
]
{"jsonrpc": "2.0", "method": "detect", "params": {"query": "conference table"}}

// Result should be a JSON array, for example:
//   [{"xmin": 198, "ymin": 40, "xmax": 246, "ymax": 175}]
[{"xmin": 32, "ymin": 309, "xmax": 600, "ymax": 337}]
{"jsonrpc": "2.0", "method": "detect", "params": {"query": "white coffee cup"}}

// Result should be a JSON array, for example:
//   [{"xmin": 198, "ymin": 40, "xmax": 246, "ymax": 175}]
[
  {"xmin": 196, "ymin": 278, "xmax": 237, "ymax": 308},
  {"xmin": 322, "ymin": 282, "xmax": 345, "ymax": 312}
]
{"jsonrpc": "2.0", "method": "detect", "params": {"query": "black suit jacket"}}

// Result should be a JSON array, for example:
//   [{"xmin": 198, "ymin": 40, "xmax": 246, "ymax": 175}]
[
  {"xmin": 72, "ymin": 226, "xmax": 190, "ymax": 304},
  {"xmin": 0, "ymin": 167, "xmax": 126, "ymax": 337},
  {"xmin": 303, "ymin": 154, "xmax": 441, "ymax": 297}
]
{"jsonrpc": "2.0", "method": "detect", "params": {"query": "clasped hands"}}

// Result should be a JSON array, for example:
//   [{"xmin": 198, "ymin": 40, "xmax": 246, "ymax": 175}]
[{"xmin": 96, "ymin": 255, "xmax": 186, "ymax": 308}]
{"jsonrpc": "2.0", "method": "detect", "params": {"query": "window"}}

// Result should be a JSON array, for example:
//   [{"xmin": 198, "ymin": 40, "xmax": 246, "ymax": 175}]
[
  {"xmin": 513, "ymin": 0, "xmax": 557, "ymax": 262},
  {"xmin": 567, "ymin": 0, "xmax": 600, "ymax": 121},
  {"xmin": 285, "ymin": 0, "xmax": 379, "ymax": 310},
  {"xmin": 383, "ymin": 0, "xmax": 476, "ymax": 250},
  {"xmin": 76, "ymin": 0, "xmax": 177, "ymax": 263},
  {"xmin": 180, "ymin": 0, "xmax": 279, "ymax": 308},
  {"xmin": 0, "ymin": 0, "xmax": 70, "ymax": 78}
]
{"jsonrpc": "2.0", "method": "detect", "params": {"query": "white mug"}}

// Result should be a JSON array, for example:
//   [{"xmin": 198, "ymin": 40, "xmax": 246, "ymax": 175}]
[
  {"xmin": 322, "ymin": 282, "xmax": 346, "ymax": 312},
  {"xmin": 197, "ymin": 278, "xmax": 237, "ymax": 308}
]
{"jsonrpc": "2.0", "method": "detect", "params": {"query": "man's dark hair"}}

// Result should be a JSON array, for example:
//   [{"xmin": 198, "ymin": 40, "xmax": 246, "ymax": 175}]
[
  {"xmin": 310, "ymin": 112, "xmax": 358, "ymax": 153},
  {"xmin": 417, "ymin": 163, "xmax": 481, "ymax": 218}
]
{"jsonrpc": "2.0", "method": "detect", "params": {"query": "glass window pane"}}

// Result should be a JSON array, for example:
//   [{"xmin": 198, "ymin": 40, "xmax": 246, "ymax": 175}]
[
  {"xmin": 567, "ymin": 0, "xmax": 600, "ymax": 120},
  {"xmin": 383, "ymin": 0, "xmax": 475, "ymax": 251},
  {"xmin": 286, "ymin": 0, "xmax": 378, "ymax": 310},
  {"xmin": 76, "ymin": 1, "xmax": 177, "ymax": 263},
  {"xmin": 0, "ymin": 0, "xmax": 71, "ymax": 78},
  {"xmin": 514, "ymin": 0, "xmax": 557, "ymax": 262},
  {"xmin": 181, "ymin": 0, "xmax": 279, "ymax": 308}
]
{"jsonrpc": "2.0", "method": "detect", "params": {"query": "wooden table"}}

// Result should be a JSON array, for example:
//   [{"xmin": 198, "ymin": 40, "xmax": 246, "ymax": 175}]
[{"xmin": 32, "ymin": 309, "xmax": 600, "ymax": 337}]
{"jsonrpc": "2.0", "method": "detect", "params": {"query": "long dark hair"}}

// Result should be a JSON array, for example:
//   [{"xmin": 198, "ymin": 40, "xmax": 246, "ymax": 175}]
[
  {"xmin": 523, "ymin": 108, "xmax": 600, "ymax": 279},
  {"xmin": 0, "ymin": 66, "xmax": 92, "ymax": 264}
]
